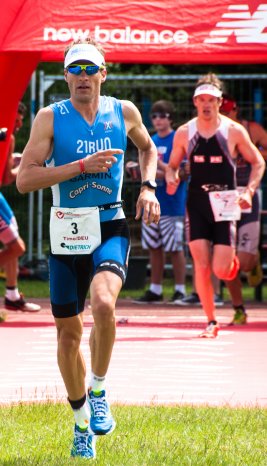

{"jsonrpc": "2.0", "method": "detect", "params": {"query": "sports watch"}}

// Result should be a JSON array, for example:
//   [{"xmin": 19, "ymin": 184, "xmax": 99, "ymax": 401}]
[{"xmin": 141, "ymin": 180, "xmax": 157, "ymax": 190}]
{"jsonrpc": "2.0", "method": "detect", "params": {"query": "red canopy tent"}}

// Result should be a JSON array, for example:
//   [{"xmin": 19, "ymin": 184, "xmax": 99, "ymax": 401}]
[{"xmin": 0, "ymin": 0, "xmax": 266, "ymax": 180}]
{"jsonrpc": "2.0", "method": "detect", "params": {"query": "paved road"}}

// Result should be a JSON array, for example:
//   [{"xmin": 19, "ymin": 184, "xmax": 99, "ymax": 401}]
[{"xmin": 0, "ymin": 300, "xmax": 266, "ymax": 407}]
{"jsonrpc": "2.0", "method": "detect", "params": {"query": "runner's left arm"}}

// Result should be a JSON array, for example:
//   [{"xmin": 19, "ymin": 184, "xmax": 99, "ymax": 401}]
[{"xmin": 121, "ymin": 100, "xmax": 160, "ymax": 225}]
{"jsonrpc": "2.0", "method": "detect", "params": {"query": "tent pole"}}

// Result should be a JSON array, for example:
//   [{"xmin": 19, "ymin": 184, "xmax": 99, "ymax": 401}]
[
  {"xmin": 37, "ymin": 71, "xmax": 44, "ymax": 260},
  {"xmin": 27, "ymin": 71, "xmax": 36, "ymax": 262}
]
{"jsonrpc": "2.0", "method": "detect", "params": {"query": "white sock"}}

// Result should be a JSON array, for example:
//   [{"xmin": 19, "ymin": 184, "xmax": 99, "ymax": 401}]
[
  {"xmin": 175, "ymin": 284, "xmax": 186, "ymax": 294},
  {"xmin": 5, "ymin": 288, "xmax": 20, "ymax": 300},
  {"xmin": 73, "ymin": 403, "xmax": 91, "ymax": 430},
  {"xmin": 150, "ymin": 284, "xmax": 162, "ymax": 295},
  {"xmin": 89, "ymin": 372, "xmax": 106, "ymax": 393}
]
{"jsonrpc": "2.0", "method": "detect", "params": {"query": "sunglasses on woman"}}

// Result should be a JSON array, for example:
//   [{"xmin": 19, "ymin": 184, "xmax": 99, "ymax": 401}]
[{"xmin": 67, "ymin": 63, "xmax": 104, "ymax": 76}]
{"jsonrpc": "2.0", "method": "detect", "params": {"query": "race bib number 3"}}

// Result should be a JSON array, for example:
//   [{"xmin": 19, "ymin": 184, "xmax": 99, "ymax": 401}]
[
  {"xmin": 50, "ymin": 207, "xmax": 101, "ymax": 255},
  {"xmin": 209, "ymin": 190, "xmax": 241, "ymax": 222}
]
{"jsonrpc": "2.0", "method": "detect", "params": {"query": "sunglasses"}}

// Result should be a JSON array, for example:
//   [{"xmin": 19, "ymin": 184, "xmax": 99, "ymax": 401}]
[
  {"xmin": 67, "ymin": 64, "xmax": 104, "ymax": 76},
  {"xmin": 151, "ymin": 113, "xmax": 170, "ymax": 120}
]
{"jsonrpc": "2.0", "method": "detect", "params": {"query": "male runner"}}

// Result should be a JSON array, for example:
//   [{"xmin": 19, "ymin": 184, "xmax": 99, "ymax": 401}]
[
  {"xmin": 166, "ymin": 73, "xmax": 265, "ymax": 338},
  {"xmin": 17, "ymin": 37, "xmax": 160, "ymax": 459}
]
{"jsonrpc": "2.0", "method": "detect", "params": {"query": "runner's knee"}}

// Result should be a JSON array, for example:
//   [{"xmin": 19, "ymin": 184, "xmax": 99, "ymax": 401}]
[
  {"xmin": 91, "ymin": 294, "xmax": 115, "ymax": 322},
  {"xmin": 214, "ymin": 262, "xmax": 232, "ymax": 279},
  {"xmin": 57, "ymin": 325, "xmax": 83, "ymax": 353},
  {"xmin": 195, "ymin": 263, "xmax": 212, "ymax": 281}
]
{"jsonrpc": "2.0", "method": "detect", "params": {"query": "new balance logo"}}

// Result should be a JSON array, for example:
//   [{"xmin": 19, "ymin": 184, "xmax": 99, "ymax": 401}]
[{"xmin": 204, "ymin": 4, "xmax": 267, "ymax": 44}]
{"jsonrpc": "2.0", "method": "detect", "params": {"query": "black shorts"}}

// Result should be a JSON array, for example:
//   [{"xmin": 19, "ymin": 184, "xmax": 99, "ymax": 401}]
[
  {"xmin": 49, "ymin": 219, "xmax": 130, "ymax": 318},
  {"xmin": 186, "ymin": 190, "xmax": 236, "ymax": 246}
]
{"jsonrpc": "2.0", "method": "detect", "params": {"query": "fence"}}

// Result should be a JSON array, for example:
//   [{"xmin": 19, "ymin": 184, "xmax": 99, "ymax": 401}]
[{"xmin": 3, "ymin": 72, "xmax": 267, "ymax": 265}]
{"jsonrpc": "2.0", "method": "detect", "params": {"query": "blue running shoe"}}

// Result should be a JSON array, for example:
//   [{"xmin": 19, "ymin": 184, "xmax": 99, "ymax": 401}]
[
  {"xmin": 71, "ymin": 424, "xmax": 96, "ymax": 459},
  {"xmin": 88, "ymin": 389, "xmax": 116, "ymax": 435}
]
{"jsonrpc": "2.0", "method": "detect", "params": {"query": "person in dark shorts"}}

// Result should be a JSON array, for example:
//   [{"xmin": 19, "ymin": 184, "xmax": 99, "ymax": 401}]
[
  {"xmin": 166, "ymin": 73, "xmax": 265, "ymax": 338},
  {"xmin": 220, "ymin": 94, "xmax": 267, "ymax": 324},
  {"xmin": 17, "ymin": 37, "xmax": 160, "ymax": 459}
]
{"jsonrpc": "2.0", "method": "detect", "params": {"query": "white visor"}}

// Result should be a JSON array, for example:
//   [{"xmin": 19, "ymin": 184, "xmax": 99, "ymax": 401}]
[
  {"xmin": 64, "ymin": 44, "xmax": 105, "ymax": 68},
  {"xmin": 194, "ymin": 84, "xmax": 222, "ymax": 98}
]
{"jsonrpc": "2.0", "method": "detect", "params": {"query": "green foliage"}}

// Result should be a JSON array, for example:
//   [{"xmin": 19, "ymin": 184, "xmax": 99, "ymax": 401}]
[{"xmin": 0, "ymin": 278, "xmax": 49, "ymax": 298}]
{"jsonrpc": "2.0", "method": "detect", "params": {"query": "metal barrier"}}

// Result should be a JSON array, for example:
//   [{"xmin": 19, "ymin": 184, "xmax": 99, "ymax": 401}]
[
  {"xmin": 4, "ymin": 71, "xmax": 267, "ymax": 289},
  {"xmin": 29, "ymin": 71, "xmax": 267, "ymax": 260}
]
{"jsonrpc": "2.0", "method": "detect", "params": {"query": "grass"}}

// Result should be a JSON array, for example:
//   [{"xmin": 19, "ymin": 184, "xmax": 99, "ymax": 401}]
[
  {"xmin": 0, "ymin": 402, "xmax": 266, "ymax": 465},
  {"xmin": 0, "ymin": 277, "xmax": 265, "ymax": 303},
  {"xmin": 0, "ymin": 279, "xmax": 50, "ymax": 299}
]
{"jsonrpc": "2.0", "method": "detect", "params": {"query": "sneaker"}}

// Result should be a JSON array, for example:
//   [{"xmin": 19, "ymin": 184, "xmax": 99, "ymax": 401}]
[
  {"xmin": 247, "ymin": 260, "xmax": 263, "ymax": 287},
  {"xmin": 4, "ymin": 293, "xmax": 41, "ymax": 312},
  {"xmin": 199, "ymin": 321, "xmax": 219, "ymax": 338},
  {"xmin": 229, "ymin": 308, "xmax": 247, "ymax": 325},
  {"xmin": 0, "ymin": 311, "xmax": 7, "ymax": 322},
  {"xmin": 175, "ymin": 292, "xmax": 201, "ymax": 306},
  {"xmin": 132, "ymin": 289, "xmax": 163, "ymax": 304},
  {"xmin": 71, "ymin": 424, "xmax": 96, "ymax": 459},
  {"xmin": 88, "ymin": 390, "xmax": 116, "ymax": 435},
  {"xmin": 214, "ymin": 294, "xmax": 224, "ymax": 306},
  {"xmin": 169, "ymin": 290, "xmax": 185, "ymax": 304}
]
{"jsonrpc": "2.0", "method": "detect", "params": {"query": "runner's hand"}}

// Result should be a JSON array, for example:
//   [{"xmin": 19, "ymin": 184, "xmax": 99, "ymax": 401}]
[
  {"xmin": 238, "ymin": 189, "xmax": 253, "ymax": 210},
  {"xmin": 165, "ymin": 165, "xmax": 180, "ymax": 194},
  {"xmin": 83, "ymin": 149, "xmax": 123, "ymax": 173},
  {"xmin": 135, "ymin": 190, "xmax": 160, "ymax": 225}
]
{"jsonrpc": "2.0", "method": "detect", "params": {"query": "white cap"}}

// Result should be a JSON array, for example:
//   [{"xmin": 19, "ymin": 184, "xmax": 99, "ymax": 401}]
[
  {"xmin": 193, "ymin": 84, "xmax": 222, "ymax": 98},
  {"xmin": 64, "ymin": 44, "xmax": 105, "ymax": 68}
]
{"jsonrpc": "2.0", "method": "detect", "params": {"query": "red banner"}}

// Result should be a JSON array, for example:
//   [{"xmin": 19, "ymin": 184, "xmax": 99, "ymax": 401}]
[
  {"xmin": 1, "ymin": 0, "xmax": 267, "ymax": 64},
  {"xmin": 1, "ymin": 0, "xmax": 267, "ymax": 180}
]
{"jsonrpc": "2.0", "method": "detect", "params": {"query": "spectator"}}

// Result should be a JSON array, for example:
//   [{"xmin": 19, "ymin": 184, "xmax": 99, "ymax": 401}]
[
  {"xmin": 133, "ymin": 100, "xmax": 187, "ymax": 304},
  {"xmin": 166, "ymin": 72, "xmax": 265, "ymax": 338},
  {"xmin": 220, "ymin": 94, "xmax": 267, "ymax": 324},
  {"xmin": 0, "ymin": 102, "xmax": 41, "ymax": 313}
]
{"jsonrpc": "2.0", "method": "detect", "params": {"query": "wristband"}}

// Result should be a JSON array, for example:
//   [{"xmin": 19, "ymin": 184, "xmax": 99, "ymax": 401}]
[{"xmin": 79, "ymin": 159, "xmax": 86, "ymax": 174}]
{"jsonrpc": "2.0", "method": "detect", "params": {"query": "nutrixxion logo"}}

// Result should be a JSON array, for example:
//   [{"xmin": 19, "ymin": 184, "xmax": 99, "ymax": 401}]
[{"xmin": 205, "ymin": 3, "xmax": 267, "ymax": 43}]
